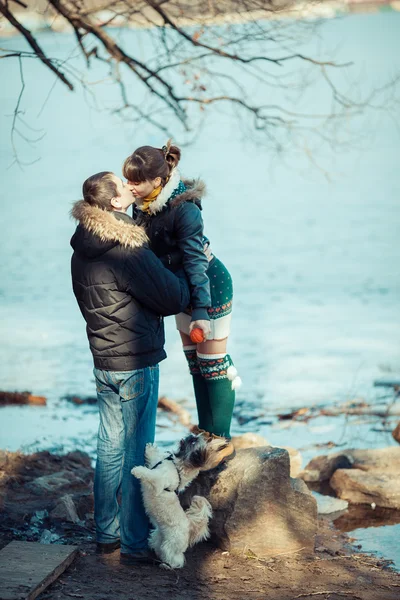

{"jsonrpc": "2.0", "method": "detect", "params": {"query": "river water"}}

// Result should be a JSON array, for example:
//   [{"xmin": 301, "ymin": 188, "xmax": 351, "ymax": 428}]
[{"xmin": 0, "ymin": 10, "xmax": 399, "ymax": 568}]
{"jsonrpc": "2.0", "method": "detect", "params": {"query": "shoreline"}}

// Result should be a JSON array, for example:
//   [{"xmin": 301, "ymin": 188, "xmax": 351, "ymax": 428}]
[
  {"xmin": 0, "ymin": 447, "xmax": 399, "ymax": 599},
  {"xmin": 0, "ymin": 0, "xmax": 399, "ymax": 38}
]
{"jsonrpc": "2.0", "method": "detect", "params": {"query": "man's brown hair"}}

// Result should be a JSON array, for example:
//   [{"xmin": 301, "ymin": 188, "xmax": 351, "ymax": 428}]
[{"xmin": 82, "ymin": 172, "xmax": 119, "ymax": 211}]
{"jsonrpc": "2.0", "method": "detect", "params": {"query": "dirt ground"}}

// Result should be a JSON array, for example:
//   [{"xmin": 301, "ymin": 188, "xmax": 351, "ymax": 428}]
[
  {"xmin": 1, "ymin": 450, "xmax": 399, "ymax": 600},
  {"xmin": 35, "ymin": 528, "xmax": 400, "ymax": 600}
]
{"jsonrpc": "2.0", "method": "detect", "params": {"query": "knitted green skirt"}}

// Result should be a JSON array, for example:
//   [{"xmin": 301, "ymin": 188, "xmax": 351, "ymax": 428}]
[{"xmin": 175, "ymin": 257, "xmax": 233, "ymax": 340}]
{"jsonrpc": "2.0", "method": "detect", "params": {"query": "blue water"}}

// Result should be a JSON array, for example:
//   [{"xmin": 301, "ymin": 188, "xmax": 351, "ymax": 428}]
[{"xmin": 0, "ymin": 10, "xmax": 400, "ymax": 567}]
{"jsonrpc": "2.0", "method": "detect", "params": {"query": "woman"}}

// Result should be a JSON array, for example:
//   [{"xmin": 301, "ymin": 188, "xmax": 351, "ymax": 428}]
[{"xmin": 123, "ymin": 142, "xmax": 241, "ymax": 463}]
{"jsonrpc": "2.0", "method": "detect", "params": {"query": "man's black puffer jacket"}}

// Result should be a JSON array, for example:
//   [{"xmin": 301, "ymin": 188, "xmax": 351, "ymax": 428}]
[
  {"xmin": 133, "ymin": 174, "xmax": 211, "ymax": 322},
  {"xmin": 70, "ymin": 203, "xmax": 190, "ymax": 371}
]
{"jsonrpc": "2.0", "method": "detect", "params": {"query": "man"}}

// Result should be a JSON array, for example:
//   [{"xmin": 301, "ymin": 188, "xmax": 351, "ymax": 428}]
[{"xmin": 70, "ymin": 171, "xmax": 190, "ymax": 564}]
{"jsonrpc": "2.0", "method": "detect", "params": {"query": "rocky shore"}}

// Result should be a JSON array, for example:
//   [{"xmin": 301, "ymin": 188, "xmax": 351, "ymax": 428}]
[{"xmin": 1, "ymin": 446, "xmax": 399, "ymax": 600}]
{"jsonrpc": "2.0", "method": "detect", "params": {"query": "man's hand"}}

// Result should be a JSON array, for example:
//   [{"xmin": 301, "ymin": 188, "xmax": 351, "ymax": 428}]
[{"xmin": 189, "ymin": 319, "xmax": 211, "ymax": 340}]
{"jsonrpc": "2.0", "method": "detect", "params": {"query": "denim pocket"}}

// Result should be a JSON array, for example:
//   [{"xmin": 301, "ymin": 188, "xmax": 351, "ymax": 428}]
[
  {"xmin": 119, "ymin": 369, "xmax": 145, "ymax": 401},
  {"xmin": 93, "ymin": 369, "xmax": 110, "ymax": 394}
]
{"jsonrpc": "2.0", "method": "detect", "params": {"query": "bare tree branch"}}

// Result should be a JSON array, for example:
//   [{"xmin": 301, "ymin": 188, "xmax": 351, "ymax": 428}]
[
  {"xmin": 1, "ymin": 0, "xmax": 398, "ymax": 165},
  {"xmin": 0, "ymin": 0, "xmax": 74, "ymax": 90},
  {"xmin": 8, "ymin": 55, "xmax": 44, "ymax": 169}
]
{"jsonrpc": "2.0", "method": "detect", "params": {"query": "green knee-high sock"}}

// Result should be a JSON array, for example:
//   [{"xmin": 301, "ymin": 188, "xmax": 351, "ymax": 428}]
[
  {"xmin": 197, "ymin": 353, "xmax": 240, "ymax": 438},
  {"xmin": 183, "ymin": 345, "xmax": 211, "ymax": 429}
]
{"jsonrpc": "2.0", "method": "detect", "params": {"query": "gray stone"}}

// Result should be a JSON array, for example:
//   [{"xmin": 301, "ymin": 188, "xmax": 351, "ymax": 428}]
[
  {"xmin": 313, "ymin": 493, "xmax": 348, "ymax": 516},
  {"xmin": 231, "ymin": 433, "xmax": 270, "ymax": 448},
  {"xmin": 66, "ymin": 450, "xmax": 92, "ymax": 468},
  {"xmin": 40, "ymin": 529, "xmax": 61, "ymax": 544},
  {"xmin": 73, "ymin": 492, "xmax": 94, "ymax": 520},
  {"xmin": 348, "ymin": 447, "xmax": 400, "ymax": 472},
  {"xmin": 302, "ymin": 447, "xmax": 400, "ymax": 509},
  {"xmin": 204, "ymin": 447, "xmax": 317, "ymax": 557},
  {"xmin": 301, "ymin": 447, "xmax": 400, "ymax": 483},
  {"xmin": 300, "ymin": 453, "xmax": 354, "ymax": 482},
  {"xmin": 231, "ymin": 435, "xmax": 302, "ymax": 477},
  {"xmin": 50, "ymin": 494, "xmax": 80, "ymax": 523},
  {"xmin": 330, "ymin": 469, "xmax": 400, "ymax": 509},
  {"xmin": 27, "ymin": 471, "xmax": 84, "ymax": 495}
]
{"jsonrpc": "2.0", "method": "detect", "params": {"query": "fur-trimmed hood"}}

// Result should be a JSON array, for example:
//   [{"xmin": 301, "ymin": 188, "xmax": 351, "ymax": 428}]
[
  {"xmin": 70, "ymin": 201, "xmax": 148, "ymax": 256},
  {"xmin": 134, "ymin": 168, "xmax": 206, "ymax": 216}
]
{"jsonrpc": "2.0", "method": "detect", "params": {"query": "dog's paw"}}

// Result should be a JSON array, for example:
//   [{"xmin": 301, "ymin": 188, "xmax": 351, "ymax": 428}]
[
  {"xmin": 145, "ymin": 442, "xmax": 157, "ymax": 451},
  {"xmin": 145, "ymin": 443, "xmax": 165, "ymax": 467},
  {"xmin": 131, "ymin": 465, "xmax": 147, "ymax": 479},
  {"xmin": 190, "ymin": 495, "xmax": 212, "ymax": 514},
  {"xmin": 159, "ymin": 555, "xmax": 185, "ymax": 570}
]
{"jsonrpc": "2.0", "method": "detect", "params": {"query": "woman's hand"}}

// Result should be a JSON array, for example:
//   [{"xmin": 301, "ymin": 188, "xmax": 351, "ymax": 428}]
[
  {"xmin": 189, "ymin": 319, "xmax": 211, "ymax": 340},
  {"xmin": 203, "ymin": 240, "xmax": 214, "ymax": 262}
]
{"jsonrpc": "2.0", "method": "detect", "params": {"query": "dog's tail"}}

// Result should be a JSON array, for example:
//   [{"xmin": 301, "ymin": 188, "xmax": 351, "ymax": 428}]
[{"xmin": 186, "ymin": 495, "xmax": 212, "ymax": 547}]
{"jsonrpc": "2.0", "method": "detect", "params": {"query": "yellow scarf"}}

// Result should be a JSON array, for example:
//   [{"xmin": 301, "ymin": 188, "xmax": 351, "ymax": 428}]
[{"xmin": 141, "ymin": 184, "xmax": 163, "ymax": 214}]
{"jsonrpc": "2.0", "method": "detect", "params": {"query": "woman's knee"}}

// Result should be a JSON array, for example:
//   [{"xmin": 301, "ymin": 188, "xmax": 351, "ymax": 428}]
[{"xmin": 197, "ymin": 337, "xmax": 228, "ymax": 354}]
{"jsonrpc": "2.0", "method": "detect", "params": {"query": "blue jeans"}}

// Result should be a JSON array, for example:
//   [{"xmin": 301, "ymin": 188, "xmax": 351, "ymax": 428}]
[{"xmin": 93, "ymin": 365, "xmax": 159, "ymax": 554}]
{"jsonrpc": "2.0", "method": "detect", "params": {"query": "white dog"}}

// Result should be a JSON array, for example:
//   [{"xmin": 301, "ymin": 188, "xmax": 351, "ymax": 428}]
[{"xmin": 132, "ymin": 433, "xmax": 228, "ymax": 569}]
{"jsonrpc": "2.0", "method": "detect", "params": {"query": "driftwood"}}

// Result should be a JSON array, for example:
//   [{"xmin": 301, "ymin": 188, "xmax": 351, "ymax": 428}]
[
  {"xmin": 373, "ymin": 378, "xmax": 400, "ymax": 389},
  {"xmin": 277, "ymin": 401, "xmax": 400, "ymax": 422},
  {"xmin": 63, "ymin": 395, "xmax": 97, "ymax": 405},
  {"xmin": 0, "ymin": 391, "xmax": 46, "ymax": 406},
  {"xmin": 319, "ymin": 404, "xmax": 400, "ymax": 417},
  {"xmin": 157, "ymin": 396, "xmax": 192, "ymax": 427}
]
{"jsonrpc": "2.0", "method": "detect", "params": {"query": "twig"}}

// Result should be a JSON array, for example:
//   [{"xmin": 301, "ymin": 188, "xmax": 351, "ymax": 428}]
[
  {"xmin": 295, "ymin": 592, "xmax": 362, "ymax": 599},
  {"xmin": 270, "ymin": 546, "xmax": 306, "ymax": 557}
]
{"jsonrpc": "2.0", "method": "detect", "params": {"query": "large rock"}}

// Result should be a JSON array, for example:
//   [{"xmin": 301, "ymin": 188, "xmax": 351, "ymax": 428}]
[
  {"xmin": 349, "ymin": 447, "xmax": 400, "ymax": 472},
  {"xmin": 300, "ymin": 447, "xmax": 400, "ymax": 483},
  {"xmin": 73, "ymin": 492, "xmax": 94, "ymax": 521},
  {"xmin": 50, "ymin": 494, "xmax": 80, "ymax": 523},
  {"xmin": 26, "ymin": 470, "xmax": 86, "ymax": 495},
  {"xmin": 181, "ymin": 447, "xmax": 317, "ymax": 557},
  {"xmin": 300, "ymin": 453, "xmax": 354, "ymax": 482},
  {"xmin": 330, "ymin": 469, "xmax": 400, "ymax": 509},
  {"xmin": 392, "ymin": 422, "xmax": 400, "ymax": 444},
  {"xmin": 301, "ymin": 447, "xmax": 400, "ymax": 509},
  {"xmin": 231, "ymin": 434, "xmax": 302, "ymax": 477}
]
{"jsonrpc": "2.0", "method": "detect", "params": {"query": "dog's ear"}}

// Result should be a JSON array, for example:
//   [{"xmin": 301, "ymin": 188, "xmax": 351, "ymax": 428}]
[
  {"xmin": 189, "ymin": 447, "xmax": 208, "ymax": 468},
  {"xmin": 175, "ymin": 437, "xmax": 188, "ymax": 459},
  {"xmin": 175, "ymin": 434, "xmax": 199, "ymax": 459}
]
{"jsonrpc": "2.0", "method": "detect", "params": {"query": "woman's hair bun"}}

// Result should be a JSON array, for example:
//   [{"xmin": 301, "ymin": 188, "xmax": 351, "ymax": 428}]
[{"xmin": 162, "ymin": 139, "xmax": 181, "ymax": 169}]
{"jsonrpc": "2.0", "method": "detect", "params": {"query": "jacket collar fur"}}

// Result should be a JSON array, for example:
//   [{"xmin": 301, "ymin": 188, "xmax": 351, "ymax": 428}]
[
  {"xmin": 71, "ymin": 201, "xmax": 148, "ymax": 249},
  {"xmin": 134, "ymin": 168, "xmax": 206, "ymax": 216}
]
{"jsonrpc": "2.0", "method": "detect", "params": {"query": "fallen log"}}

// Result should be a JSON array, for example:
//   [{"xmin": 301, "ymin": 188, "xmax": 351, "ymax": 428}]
[
  {"xmin": 157, "ymin": 395, "xmax": 192, "ymax": 427},
  {"xmin": 277, "ymin": 401, "xmax": 400, "ymax": 421},
  {"xmin": 373, "ymin": 378, "xmax": 400, "ymax": 388},
  {"xmin": 319, "ymin": 404, "xmax": 400, "ymax": 417},
  {"xmin": 0, "ymin": 391, "xmax": 46, "ymax": 406},
  {"xmin": 63, "ymin": 394, "xmax": 97, "ymax": 405}
]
